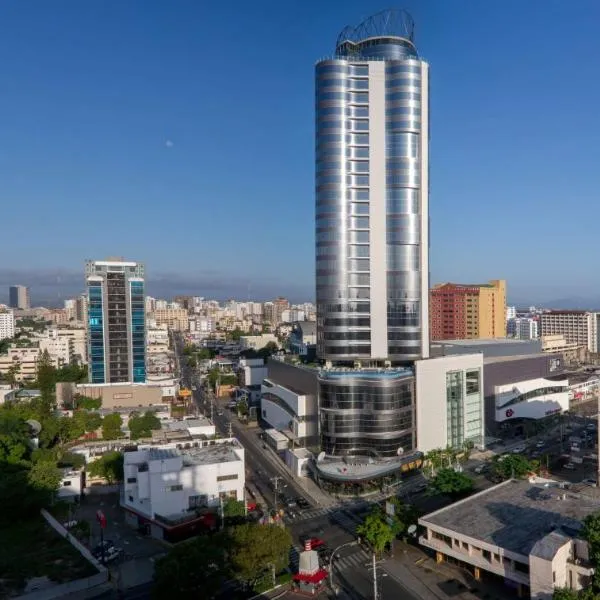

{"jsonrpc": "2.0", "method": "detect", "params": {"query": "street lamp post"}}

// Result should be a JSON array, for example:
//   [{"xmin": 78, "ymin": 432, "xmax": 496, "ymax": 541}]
[{"xmin": 328, "ymin": 540, "xmax": 358, "ymax": 596}]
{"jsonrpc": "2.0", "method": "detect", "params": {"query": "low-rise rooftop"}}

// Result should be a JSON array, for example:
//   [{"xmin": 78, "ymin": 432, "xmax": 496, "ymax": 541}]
[
  {"xmin": 147, "ymin": 441, "xmax": 242, "ymax": 467},
  {"xmin": 420, "ymin": 479, "xmax": 600, "ymax": 557}
]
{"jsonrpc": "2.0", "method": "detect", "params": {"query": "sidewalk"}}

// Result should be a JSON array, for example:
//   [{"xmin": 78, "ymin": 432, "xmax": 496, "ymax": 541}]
[{"xmin": 384, "ymin": 543, "xmax": 516, "ymax": 600}]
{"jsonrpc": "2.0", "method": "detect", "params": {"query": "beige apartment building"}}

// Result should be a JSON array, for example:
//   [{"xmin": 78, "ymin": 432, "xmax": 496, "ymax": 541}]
[
  {"xmin": 539, "ymin": 310, "xmax": 600, "ymax": 353},
  {"xmin": 152, "ymin": 308, "xmax": 188, "ymax": 332},
  {"xmin": 430, "ymin": 279, "xmax": 507, "ymax": 341}
]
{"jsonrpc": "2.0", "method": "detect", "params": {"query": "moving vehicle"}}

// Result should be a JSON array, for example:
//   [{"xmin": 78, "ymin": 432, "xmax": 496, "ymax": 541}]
[
  {"xmin": 296, "ymin": 497, "xmax": 310, "ymax": 510},
  {"xmin": 536, "ymin": 441, "xmax": 545, "ymax": 448},
  {"xmin": 564, "ymin": 463, "xmax": 576, "ymax": 470},
  {"xmin": 582, "ymin": 478, "xmax": 598, "ymax": 487}
]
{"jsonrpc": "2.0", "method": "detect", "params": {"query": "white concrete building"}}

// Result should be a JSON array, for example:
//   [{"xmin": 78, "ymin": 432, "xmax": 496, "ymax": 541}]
[
  {"xmin": 0, "ymin": 308, "xmax": 15, "ymax": 341},
  {"xmin": 415, "ymin": 353, "xmax": 485, "ymax": 453},
  {"xmin": 238, "ymin": 358, "xmax": 268, "ymax": 387},
  {"xmin": 508, "ymin": 318, "xmax": 539, "ymax": 340},
  {"xmin": 419, "ymin": 479, "xmax": 596, "ymax": 599},
  {"xmin": 506, "ymin": 306, "xmax": 517, "ymax": 321},
  {"xmin": 495, "ymin": 376, "xmax": 569, "ymax": 423},
  {"xmin": 38, "ymin": 329, "xmax": 71, "ymax": 366},
  {"xmin": 122, "ymin": 439, "xmax": 245, "ymax": 538},
  {"xmin": 147, "ymin": 326, "xmax": 169, "ymax": 346},
  {"xmin": 57, "ymin": 328, "xmax": 87, "ymax": 364},
  {"xmin": 240, "ymin": 334, "xmax": 278, "ymax": 350},
  {"xmin": 261, "ymin": 377, "xmax": 318, "ymax": 445},
  {"xmin": 57, "ymin": 468, "xmax": 83, "ymax": 502}
]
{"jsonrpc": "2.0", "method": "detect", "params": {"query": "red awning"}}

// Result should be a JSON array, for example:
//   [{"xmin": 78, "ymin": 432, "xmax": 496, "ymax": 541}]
[{"xmin": 293, "ymin": 569, "xmax": 328, "ymax": 584}]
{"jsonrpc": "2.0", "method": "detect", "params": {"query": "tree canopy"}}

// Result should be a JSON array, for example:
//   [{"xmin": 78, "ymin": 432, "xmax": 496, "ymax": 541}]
[
  {"xmin": 356, "ymin": 506, "xmax": 395, "ymax": 556},
  {"xmin": 87, "ymin": 451, "xmax": 124, "ymax": 484},
  {"xmin": 154, "ymin": 533, "xmax": 230, "ymax": 599},
  {"xmin": 101, "ymin": 413, "xmax": 123, "ymax": 440},
  {"xmin": 492, "ymin": 454, "xmax": 536, "ymax": 481},
  {"xmin": 428, "ymin": 468, "xmax": 474, "ymax": 499},
  {"xmin": 229, "ymin": 523, "xmax": 292, "ymax": 586},
  {"xmin": 129, "ymin": 411, "xmax": 162, "ymax": 440}
]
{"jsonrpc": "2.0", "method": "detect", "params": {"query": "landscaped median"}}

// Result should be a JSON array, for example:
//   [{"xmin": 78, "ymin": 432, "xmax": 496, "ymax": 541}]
[{"xmin": 0, "ymin": 510, "xmax": 108, "ymax": 599}]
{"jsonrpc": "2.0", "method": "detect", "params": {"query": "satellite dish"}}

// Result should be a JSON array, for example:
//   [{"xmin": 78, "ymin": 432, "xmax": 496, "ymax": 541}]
[
  {"xmin": 397, "ymin": 447, "xmax": 404, "ymax": 456},
  {"xmin": 26, "ymin": 419, "xmax": 42, "ymax": 435},
  {"xmin": 407, "ymin": 524, "xmax": 417, "ymax": 537},
  {"xmin": 317, "ymin": 451, "xmax": 326, "ymax": 463}
]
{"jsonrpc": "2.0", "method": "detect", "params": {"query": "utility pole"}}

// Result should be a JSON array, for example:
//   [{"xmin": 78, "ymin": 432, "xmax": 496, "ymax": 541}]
[{"xmin": 270, "ymin": 476, "xmax": 284, "ymax": 514}]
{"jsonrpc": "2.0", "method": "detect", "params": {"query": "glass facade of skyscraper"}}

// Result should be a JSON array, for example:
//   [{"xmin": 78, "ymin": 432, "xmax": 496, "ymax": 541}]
[
  {"xmin": 86, "ymin": 260, "xmax": 146, "ymax": 384},
  {"xmin": 315, "ymin": 9, "xmax": 429, "ymax": 364}
]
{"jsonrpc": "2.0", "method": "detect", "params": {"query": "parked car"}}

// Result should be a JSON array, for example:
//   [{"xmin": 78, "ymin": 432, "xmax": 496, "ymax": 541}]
[
  {"xmin": 536, "ymin": 441, "xmax": 545, "ymax": 448},
  {"xmin": 296, "ymin": 497, "xmax": 310, "ymax": 510},
  {"xmin": 582, "ymin": 478, "xmax": 598, "ymax": 487},
  {"xmin": 564, "ymin": 463, "xmax": 576, "ymax": 470},
  {"xmin": 473, "ymin": 464, "xmax": 487, "ymax": 474}
]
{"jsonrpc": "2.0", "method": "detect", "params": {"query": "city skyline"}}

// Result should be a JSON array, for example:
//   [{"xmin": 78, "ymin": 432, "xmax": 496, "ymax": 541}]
[{"xmin": 4, "ymin": 1, "xmax": 600, "ymax": 303}]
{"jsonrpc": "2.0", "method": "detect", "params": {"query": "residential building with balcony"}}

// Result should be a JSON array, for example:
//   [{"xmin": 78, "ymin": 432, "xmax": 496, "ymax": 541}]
[
  {"xmin": 419, "ymin": 478, "xmax": 597, "ymax": 599},
  {"xmin": 0, "ymin": 307, "xmax": 15, "ymax": 341},
  {"xmin": 540, "ymin": 310, "xmax": 600, "ymax": 353},
  {"xmin": 430, "ymin": 279, "xmax": 507, "ymax": 341},
  {"xmin": 152, "ymin": 308, "xmax": 189, "ymax": 332}
]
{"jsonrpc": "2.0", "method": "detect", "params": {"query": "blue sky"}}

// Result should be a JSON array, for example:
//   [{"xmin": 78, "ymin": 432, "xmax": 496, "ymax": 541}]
[{"xmin": 2, "ymin": 0, "xmax": 600, "ymax": 305}]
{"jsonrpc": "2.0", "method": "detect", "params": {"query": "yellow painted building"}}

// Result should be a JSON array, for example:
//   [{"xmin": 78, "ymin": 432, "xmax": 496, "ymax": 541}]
[{"xmin": 430, "ymin": 279, "xmax": 506, "ymax": 340}]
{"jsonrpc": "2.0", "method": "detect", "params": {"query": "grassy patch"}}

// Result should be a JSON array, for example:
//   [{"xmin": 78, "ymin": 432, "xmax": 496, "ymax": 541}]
[{"xmin": 0, "ymin": 516, "xmax": 98, "ymax": 597}]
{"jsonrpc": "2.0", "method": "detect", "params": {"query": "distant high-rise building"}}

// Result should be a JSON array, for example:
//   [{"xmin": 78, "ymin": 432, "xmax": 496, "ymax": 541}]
[
  {"xmin": 430, "ymin": 280, "xmax": 507, "ymax": 341},
  {"xmin": 0, "ymin": 307, "xmax": 15, "ymax": 341},
  {"xmin": 85, "ymin": 259, "xmax": 146, "ymax": 384},
  {"xmin": 540, "ymin": 310, "xmax": 600, "ymax": 353},
  {"xmin": 507, "ymin": 317, "xmax": 539, "ymax": 340},
  {"xmin": 9, "ymin": 285, "xmax": 30, "ymax": 310},
  {"xmin": 506, "ymin": 306, "xmax": 517, "ymax": 321}
]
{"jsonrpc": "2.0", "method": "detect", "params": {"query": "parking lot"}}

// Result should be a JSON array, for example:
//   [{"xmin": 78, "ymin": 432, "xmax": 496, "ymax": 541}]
[{"xmin": 75, "ymin": 493, "xmax": 166, "ymax": 560}]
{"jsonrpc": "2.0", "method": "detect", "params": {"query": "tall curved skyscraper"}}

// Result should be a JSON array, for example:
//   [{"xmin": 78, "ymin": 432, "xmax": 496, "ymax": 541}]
[{"xmin": 316, "ymin": 9, "xmax": 429, "ymax": 365}]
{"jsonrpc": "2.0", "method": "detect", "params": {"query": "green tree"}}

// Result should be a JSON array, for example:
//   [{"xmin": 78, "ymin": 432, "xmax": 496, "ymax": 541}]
[
  {"xmin": 182, "ymin": 344, "xmax": 197, "ymax": 356},
  {"xmin": 492, "ymin": 454, "xmax": 535, "ymax": 481},
  {"xmin": 223, "ymin": 497, "xmax": 246, "ymax": 518},
  {"xmin": 197, "ymin": 348, "xmax": 215, "ymax": 360},
  {"xmin": 101, "ymin": 413, "xmax": 123, "ymax": 440},
  {"xmin": 0, "ymin": 412, "xmax": 31, "ymax": 464},
  {"xmin": 237, "ymin": 399, "xmax": 249, "ymax": 418},
  {"xmin": 73, "ymin": 395, "xmax": 101, "ymax": 410},
  {"xmin": 187, "ymin": 355, "xmax": 198, "ymax": 368},
  {"xmin": 228, "ymin": 328, "xmax": 244, "ymax": 341},
  {"xmin": 229, "ymin": 523, "xmax": 292, "ymax": 587},
  {"xmin": 87, "ymin": 451, "xmax": 124, "ymax": 484},
  {"xmin": 27, "ymin": 460, "xmax": 61, "ymax": 500},
  {"xmin": 129, "ymin": 411, "xmax": 162, "ymax": 440},
  {"xmin": 356, "ymin": 507, "xmax": 395, "ymax": 556},
  {"xmin": 582, "ymin": 512, "xmax": 600, "ymax": 591},
  {"xmin": 73, "ymin": 410, "xmax": 102, "ymax": 434},
  {"xmin": 154, "ymin": 532, "xmax": 230, "ymax": 599},
  {"xmin": 36, "ymin": 349, "xmax": 56, "ymax": 404},
  {"xmin": 5, "ymin": 363, "xmax": 21, "ymax": 387},
  {"xmin": 428, "ymin": 468, "xmax": 475, "ymax": 499}
]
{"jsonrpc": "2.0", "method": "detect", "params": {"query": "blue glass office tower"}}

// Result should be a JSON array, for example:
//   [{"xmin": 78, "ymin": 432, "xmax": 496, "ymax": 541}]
[
  {"xmin": 86, "ymin": 259, "xmax": 146, "ymax": 384},
  {"xmin": 315, "ymin": 10, "xmax": 429, "ymax": 466}
]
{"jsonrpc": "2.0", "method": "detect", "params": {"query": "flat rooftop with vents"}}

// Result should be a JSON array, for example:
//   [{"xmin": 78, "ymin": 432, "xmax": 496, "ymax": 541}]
[{"xmin": 419, "ymin": 479, "xmax": 599, "ymax": 599}]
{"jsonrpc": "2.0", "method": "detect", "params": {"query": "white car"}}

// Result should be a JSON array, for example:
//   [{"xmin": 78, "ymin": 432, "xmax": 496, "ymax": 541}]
[
  {"xmin": 536, "ymin": 441, "xmax": 545, "ymax": 448},
  {"xmin": 512, "ymin": 446, "xmax": 526, "ymax": 454},
  {"xmin": 564, "ymin": 463, "xmax": 576, "ymax": 470}
]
